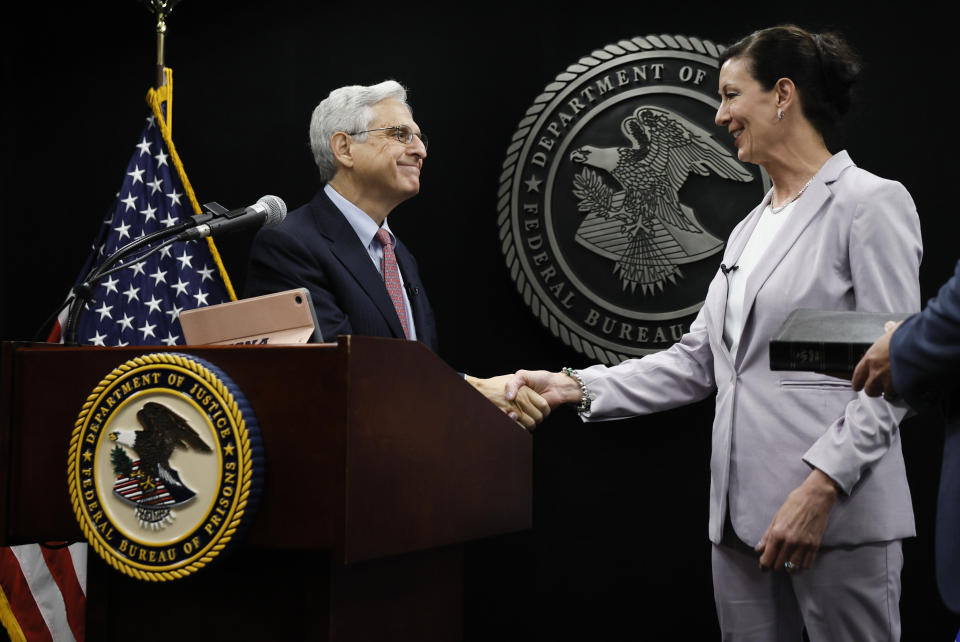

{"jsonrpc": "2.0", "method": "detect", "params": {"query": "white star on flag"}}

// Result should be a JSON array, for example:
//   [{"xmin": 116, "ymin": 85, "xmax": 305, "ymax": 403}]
[
  {"xmin": 136, "ymin": 137, "xmax": 152, "ymax": 156},
  {"xmin": 122, "ymin": 284, "xmax": 140, "ymax": 302},
  {"xmin": 114, "ymin": 221, "xmax": 132, "ymax": 240},
  {"xmin": 144, "ymin": 295, "xmax": 163, "ymax": 313},
  {"xmin": 103, "ymin": 275, "xmax": 120, "ymax": 295},
  {"xmin": 140, "ymin": 204, "xmax": 158, "ymax": 222},
  {"xmin": 149, "ymin": 267, "xmax": 167, "ymax": 285},
  {"xmin": 139, "ymin": 321, "xmax": 157, "ymax": 339},
  {"xmin": 176, "ymin": 249, "xmax": 193, "ymax": 269},
  {"xmin": 197, "ymin": 264, "xmax": 216, "ymax": 282},
  {"xmin": 172, "ymin": 278, "xmax": 190, "ymax": 296},
  {"xmin": 117, "ymin": 313, "xmax": 135, "ymax": 332}
]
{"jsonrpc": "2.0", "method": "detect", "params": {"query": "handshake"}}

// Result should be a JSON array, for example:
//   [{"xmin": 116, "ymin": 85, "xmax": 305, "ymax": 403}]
[{"xmin": 465, "ymin": 370, "xmax": 588, "ymax": 429}]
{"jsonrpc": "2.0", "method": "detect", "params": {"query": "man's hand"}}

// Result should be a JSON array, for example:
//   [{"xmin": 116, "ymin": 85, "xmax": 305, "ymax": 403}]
[
  {"xmin": 756, "ymin": 468, "xmax": 839, "ymax": 573},
  {"xmin": 851, "ymin": 320, "xmax": 902, "ymax": 398},
  {"xmin": 504, "ymin": 369, "xmax": 585, "ymax": 410},
  {"xmin": 465, "ymin": 374, "xmax": 550, "ymax": 429}
]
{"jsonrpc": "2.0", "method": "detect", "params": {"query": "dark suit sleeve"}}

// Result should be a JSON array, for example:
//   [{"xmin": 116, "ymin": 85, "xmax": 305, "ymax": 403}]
[
  {"xmin": 890, "ymin": 258, "xmax": 960, "ymax": 409},
  {"xmin": 244, "ymin": 224, "xmax": 355, "ymax": 340}
]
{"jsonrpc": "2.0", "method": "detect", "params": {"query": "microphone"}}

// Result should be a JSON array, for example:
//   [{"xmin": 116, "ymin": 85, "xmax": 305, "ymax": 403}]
[
  {"xmin": 177, "ymin": 195, "xmax": 286, "ymax": 241},
  {"xmin": 720, "ymin": 263, "xmax": 739, "ymax": 275}
]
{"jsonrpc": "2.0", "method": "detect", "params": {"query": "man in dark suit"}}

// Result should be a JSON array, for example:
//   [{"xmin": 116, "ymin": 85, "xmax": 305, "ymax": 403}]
[
  {"xmin": 245, "ymin": 80, "xmax": 546, "ymax": 426},
  {"xmin": 852, "ymin": 258, "xmax": 960, "ymax": 614}
]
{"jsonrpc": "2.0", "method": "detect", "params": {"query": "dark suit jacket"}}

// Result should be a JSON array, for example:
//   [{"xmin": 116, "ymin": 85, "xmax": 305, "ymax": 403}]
[
  {"xmin": 890, "ymin": 258, "xmax": 960, "ymax": 614},
  {"xmin": 244, "ymin": 189, "xmax": 439, "ymax": 352}
]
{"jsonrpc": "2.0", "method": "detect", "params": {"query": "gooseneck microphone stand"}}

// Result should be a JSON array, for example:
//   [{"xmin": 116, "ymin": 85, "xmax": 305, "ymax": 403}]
[{"xmin": 55, "ymin": 203, "xmax": 226, "ymax": 345}]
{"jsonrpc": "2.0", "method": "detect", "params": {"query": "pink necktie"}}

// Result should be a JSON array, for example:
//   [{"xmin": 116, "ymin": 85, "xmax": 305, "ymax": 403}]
[{"xmin": 375, "ymin": 228, "xmax": 410, "ymax": 339}]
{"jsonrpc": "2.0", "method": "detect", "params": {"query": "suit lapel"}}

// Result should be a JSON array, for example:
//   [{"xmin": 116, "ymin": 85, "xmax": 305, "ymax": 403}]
[
  {"xmin": 738, "ymin": 182, "xmax": 829, "ymax": 321},
  {"xmin": 311, "ymin": 191, "xmax": 408, "ymax": 339},
  {"xmin": 734, "ymin": 152, "xmax": 853, "ymax": 367}
]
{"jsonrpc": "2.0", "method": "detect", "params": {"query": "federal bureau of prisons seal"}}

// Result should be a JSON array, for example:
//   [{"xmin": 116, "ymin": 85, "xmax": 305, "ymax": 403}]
[
  {"xmin": 68, "ymin": 352, "xmax": 264, "ymax": 581},
  {"xmin": 499, "ymin": 35, "xmax": 770, "ymax": 364}
]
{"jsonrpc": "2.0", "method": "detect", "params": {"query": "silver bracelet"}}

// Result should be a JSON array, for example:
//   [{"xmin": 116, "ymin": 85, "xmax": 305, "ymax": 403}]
[{"xmin": 562, "ymin": 367, "xmax": 594, "ymax": 414}]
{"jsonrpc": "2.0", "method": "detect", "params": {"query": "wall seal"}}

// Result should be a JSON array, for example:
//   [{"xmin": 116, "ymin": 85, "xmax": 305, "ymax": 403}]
[{"xmin": 499, "ymin": 35, "xmax": 770, "ymax": 364}]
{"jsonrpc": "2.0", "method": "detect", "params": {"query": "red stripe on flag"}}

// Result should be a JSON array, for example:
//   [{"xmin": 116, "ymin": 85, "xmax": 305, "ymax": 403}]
[
  {"xmin": 46, "ymin": 319, "xmax": 61, "ymax": 344},
  {"xmin": 39, "ymin": 547, "xmax": 85, "ymax": 642},
  {"xmin": 0, "ymin": 547, "xmax": 54, "ymax": 642}
]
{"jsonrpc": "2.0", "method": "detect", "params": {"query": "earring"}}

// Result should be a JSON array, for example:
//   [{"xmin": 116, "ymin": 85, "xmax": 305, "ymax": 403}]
[{"xmin": 777, "ymin": 108, "xmax": 784, "ymax": 120}]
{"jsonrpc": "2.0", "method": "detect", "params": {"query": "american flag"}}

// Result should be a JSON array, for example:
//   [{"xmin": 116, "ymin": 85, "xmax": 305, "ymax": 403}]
[
  {"xmin": 58, "ymin": 82, "xmax": 234, "ymax": 346},
  {"xmin": 0, "ymin": 69, "xmax": 234, "ymax": 642},
  {"xmin": 0, "ymin": 545, "xmax": 86, "ymax": 642}
]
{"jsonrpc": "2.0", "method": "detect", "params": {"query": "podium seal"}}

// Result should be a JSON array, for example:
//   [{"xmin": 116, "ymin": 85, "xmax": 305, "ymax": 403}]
[
  {"xmin": 499, "ymin": 35, "xmax": 770, "ymax": 364},
  {"xmin": 68, "ymin": 352, "xmax": 263, "ymax": 581}
]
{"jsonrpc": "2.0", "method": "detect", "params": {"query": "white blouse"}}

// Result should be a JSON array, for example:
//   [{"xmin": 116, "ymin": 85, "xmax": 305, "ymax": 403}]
[{"xmin": 722, "ymin": 199, "xmax": 798, "ymax": 358}]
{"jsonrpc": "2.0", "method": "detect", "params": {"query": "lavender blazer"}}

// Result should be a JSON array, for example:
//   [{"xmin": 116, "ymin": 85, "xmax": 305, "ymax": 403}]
[{"xmin": 579, "ymin": 151, "xmax": 922, "ymax": 547}]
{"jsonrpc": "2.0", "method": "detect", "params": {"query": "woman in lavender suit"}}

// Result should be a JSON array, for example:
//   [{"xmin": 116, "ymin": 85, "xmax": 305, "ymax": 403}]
[{"xmin": 508, "ymin": 25, "xmax": 921, "ymax": 641}]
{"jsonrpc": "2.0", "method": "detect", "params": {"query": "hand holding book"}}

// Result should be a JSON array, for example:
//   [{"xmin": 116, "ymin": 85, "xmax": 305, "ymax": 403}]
[{"xmin": 850, "ymin": 321, "xmax": 903, "ymax": 396}]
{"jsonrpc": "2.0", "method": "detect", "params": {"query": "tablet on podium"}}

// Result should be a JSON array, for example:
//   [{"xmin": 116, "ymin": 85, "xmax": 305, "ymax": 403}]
[{"xmin": 179, "ymin": 287, "xmax": 322, "ymax": 345}]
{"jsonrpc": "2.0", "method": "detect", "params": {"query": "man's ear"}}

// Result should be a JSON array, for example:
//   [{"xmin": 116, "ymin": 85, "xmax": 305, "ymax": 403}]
[{"xmin": 330, "ymin": 132, "xmax": 354, "ymax": 169}]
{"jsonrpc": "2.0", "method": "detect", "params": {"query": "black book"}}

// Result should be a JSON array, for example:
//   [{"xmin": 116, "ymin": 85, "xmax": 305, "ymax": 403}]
[{"xmin": 769, "ymin": 308, "xmax": 913, "ymax": 373}]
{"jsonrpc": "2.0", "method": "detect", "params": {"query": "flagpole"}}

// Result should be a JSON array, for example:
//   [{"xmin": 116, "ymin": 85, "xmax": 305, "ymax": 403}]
[{"xmin": 142, "ymin": 0, "xmax": 181, "ymax": 88}]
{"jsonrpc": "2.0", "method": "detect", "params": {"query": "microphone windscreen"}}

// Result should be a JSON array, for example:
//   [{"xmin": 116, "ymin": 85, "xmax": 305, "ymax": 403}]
[{"xmin": 257, "ymin": 195, "xmax": 287, "ymax": 226}]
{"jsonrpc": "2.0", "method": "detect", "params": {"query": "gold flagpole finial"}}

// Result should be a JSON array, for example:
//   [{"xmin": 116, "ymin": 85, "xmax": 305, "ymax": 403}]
[{"xmin": 141, "ymin": 0, "xmax": 183, "ymax": 88}]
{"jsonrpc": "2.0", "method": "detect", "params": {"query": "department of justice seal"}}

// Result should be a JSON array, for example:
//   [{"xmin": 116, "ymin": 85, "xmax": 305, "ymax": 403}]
[
  {"xmin": 499, "ymin": 35, "xmax": 770, "ymax": 364},
  {"xmin": 67, "ymin": 352, "xmax": 264, "ymax": 581}
]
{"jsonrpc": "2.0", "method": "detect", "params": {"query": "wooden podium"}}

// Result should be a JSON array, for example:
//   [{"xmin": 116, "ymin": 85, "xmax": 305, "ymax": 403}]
[{"xmin": 0, "ymin": 337, "xmax": 532, "ymax": 640}]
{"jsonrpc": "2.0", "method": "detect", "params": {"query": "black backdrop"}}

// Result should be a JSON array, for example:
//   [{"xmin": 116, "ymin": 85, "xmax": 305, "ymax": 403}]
[{"xmin": 2, "ymin": 2, "xmax": 957, "ymax": 639}]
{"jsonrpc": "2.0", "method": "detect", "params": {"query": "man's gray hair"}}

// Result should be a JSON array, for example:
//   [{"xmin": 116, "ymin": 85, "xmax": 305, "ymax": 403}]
[{"xmin": 309, "ymin": 80, "xmax": 409, "ymax": 183}]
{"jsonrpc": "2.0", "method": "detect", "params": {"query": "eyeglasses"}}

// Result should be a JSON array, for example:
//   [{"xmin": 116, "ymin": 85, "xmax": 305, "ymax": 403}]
[{"xmin": 348, "ymin": 125, "xmax": 428, "ymax": 150}]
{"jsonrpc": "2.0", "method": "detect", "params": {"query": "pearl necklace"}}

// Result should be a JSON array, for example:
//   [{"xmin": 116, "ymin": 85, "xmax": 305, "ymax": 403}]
[{"xmin": 770, "ymin": 177, "xmax": 814, "ymax": 214}]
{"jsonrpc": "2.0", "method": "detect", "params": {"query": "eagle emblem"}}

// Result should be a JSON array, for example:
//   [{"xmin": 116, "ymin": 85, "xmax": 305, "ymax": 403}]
[
  {"xmin": 571, "ymin": 106, "xmax": 753, "ymax": 293},
  {"xmin": 109, "ymin": 401, "xmax": 213, "ymax": 529}
]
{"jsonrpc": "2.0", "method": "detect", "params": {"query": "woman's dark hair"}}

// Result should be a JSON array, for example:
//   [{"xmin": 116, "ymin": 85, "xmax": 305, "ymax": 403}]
[{"xmin": 720, "ymin": 25, "xmax": 861, "ymax": 152}]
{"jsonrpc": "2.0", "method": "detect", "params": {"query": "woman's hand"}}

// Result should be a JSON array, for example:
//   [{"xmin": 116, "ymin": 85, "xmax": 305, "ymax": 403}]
[
  {"xmin": 756, "ymin": 468, "xmax": 839, "ymax": 573},
  {"xmin": 504, "ymin": 369, "xmax": 585, "ymax": 410}
]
